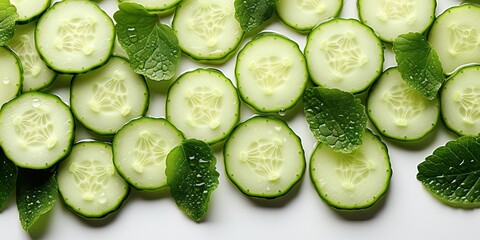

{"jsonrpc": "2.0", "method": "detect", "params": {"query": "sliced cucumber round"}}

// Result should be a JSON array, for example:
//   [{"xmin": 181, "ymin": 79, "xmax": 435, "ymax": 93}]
[
  {"xmin": 35, "ymin": 0, "xmax": 115, "ymax": 73},
  {"xmin": 235, "ymin": 33, "xmax": 308, "ymax": 113},
  {"xmin": 428, "ymin": 4, "xmax": 480, "ymax": 75},
  {"xmin": 57, "ymin": 142, "xmax": 130, "ymax": 219},
  {"xmin": 358, "ymin": 0, "xmax": 436, "ymax": 42},
  {"xmin": 224, "ymin": 116, "xmax": 305, "ymax": 199},
  {"xmin": 166, "ymin": 68, "xmax": 240, "ymax": 144},
  {"xmin": 7, "ymin": 21, "xmax": 56, "ymax": 92},
  {"xmin": 0, "ymin": 46, "xmax": 22, "ymax": 108},
  {"xmin": 276, "ymin": 0, "xmax": 343, "ymax": 32},
  {"xmin": 0, "ymin": 92, "xmax": 74, "ymax": 169},
  {"xmin": 113, "ymin": 117, "xmax": 185, "ymax": 190},
  {"xmin": 440, "ymin": 65, "xmax": 480, "ymax": 136},
  {"xmin": 310, "ymin": 129, "xmax": 392, "ymax": 210},
  {"xmin": 367, "ymin": 67, "xmax": 440, "ymax": 141},
  {"xmin": 304, "ymin": 18, "xmax": 384, "ymax": 93},
  {"xmin": 11, "ymin": 0, "xmax": 50, "ymax": 23},
  {"xmin": 172, "ymin": 0, "xmax": 244, "ymax": 63},
  {"xmin": 118, "ymin": 0, "xmax": 181, "ymax": 12},
  {"xmin": 70, "ymin": 56, "xmax": 149, "ymax": 135}
]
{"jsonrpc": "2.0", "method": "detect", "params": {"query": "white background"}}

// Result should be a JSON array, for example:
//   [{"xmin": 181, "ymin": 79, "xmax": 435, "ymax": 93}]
[{"xmin": 3, "ymin": 0, "xmax": 480, "ymax": 239}]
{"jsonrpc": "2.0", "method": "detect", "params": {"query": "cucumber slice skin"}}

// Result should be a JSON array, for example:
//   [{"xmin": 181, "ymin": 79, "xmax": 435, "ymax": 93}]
[
  {"xmin": 0, "ymin": 92, "xmax": 75, "ymax": 169},
  {"xmin": 35, "ymin": 0, "xmax": 115, "ymax": 74},
  {"xmin": 357, "ymin": 0, "xmax": 436, "ymax": 43},
  {"xmin": 0, "ymin": 46, "xmax": 22, "ymax": 108},
  {"xmin": 367, "ymin": 67, "xmax": 440, "ymax": 141},
  {"xmin": 440, "ymin": 65, "xmax": 480, "ymax": 137},
  {"xmin": 12, "ymin": 0, "xmax": 51, "ymax": 24},
  {"xmin": 118, "ymin": 0, "xmax": 181, "ymax": 12},
  {"xmin": 172, "ymin": 0, "xmax": 244, "ymax": 63},
  {"xmin": 428, "ymin": 4, "xmax": 480, "ymax": 75},
  {"xmin": 112, "ymin": 117, "xmax": 185, "ymax": 190},
  {"xmin": 310, "ymin": 129, "xmax": 392, "ymax": 210},
  {"xmin": 57, "ymin": 142, "xmax": 130, "ymax": 219},
  {"xmin": 276, "ymin": 0, "xmax": 343, "ymax": 33},
  {"xmin": 166, "ymin": 68, "xmax": 240, "ymax": 144},
  {"xmin": 235, "ymin": 32, "xmax": 308, "ymax": 113},
  {"xmin": 224, "ymin": 116, "xmax": 306, "ymax": 199},
  {"xmin": 304, "ymin": 18, "xmax": 384, "ymax": 93},
  {"xmin": 70, "ymin": 56, "xmax": 149, "ymax": 136}
]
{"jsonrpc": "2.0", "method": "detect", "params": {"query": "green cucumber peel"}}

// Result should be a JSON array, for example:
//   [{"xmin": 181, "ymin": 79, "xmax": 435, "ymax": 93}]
[
  {"xmin": 166, "ymin": 139, "xmax": 219, "ymax": 222},
  {"xmin": 393, "ymin": 32, "xmax": 445, "ymax": 100},
  {"xmin": 114, "ymin": 2, "xmax": 181, "ymax": 81},
  {"xmin": 417, "ymin": 136, "xmax": 480, "ymax": 208},
  {"xmin": 0, "ymin": 148, "xmax": 17, "ymax": 209},
  {"xmin": 0, "ymin": 0, "xmax": 18, "ymax": 46},
  {"xmin": 303, "ymin": 87, "xmax": 367, "ymax": 153},
  {"xmin": 234, "ymin": 0, "xmax": 275, "ymax": 32}
]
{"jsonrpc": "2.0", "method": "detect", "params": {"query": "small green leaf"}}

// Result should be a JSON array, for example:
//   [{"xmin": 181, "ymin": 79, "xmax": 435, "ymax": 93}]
[
  {"xmin": 393, "ymin": 32, "xmax": 445, "ymax": 100},
  {"xmin": 16, "ymin": 168, "xmax": 57, "ymax": 230},
  {"xmin": 0, "ymin": 148, "xmax": 17, "ymax": 209},
  {"xmin": 0, "ymin": 0, "xmax": 18, "ymax": 46},
  {"xmin": 303, "ymin": 87, "xmax": 367, "ymax": 153},
  {"xmin": 417, "ymin": 136, "xmax": 480, "ymax": 208},
  {"xmin": 114, "ymin": 2, "xmax": 180, "ymax": 81},
  {"xmin": 234, "ymin": 0, "xmax": 275, "ymax": 32},
  {"xmin": 166, "ymin": 139, "xmax": 219, "ymax": 222}
]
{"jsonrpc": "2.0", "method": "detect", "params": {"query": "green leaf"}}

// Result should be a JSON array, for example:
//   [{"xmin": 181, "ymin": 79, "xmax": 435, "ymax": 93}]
[
  {"xmin": 393, "ymin": 32, "xmax": 445, "ymax": 100},
  {"xmin": 0, "ymin": 148, "xmax": 17, "ymax": 209},
  {"xmin": 114, "ymin": 2, "xmax": 180, "ymax": 81},
  {"xmin": 0, "ymin": 0, "xmax": 18, "ymax": 46},
  {"xmin": 303, "ymin": 87, "xmax": 367, "ymax": 153},
  {"xmin": 16, "ymin": 168, "xmax": 57, "ymax": 230},
  {"xmin": 234, "ymin": 0, "xmax": 275, "ymax": 32},
  {"xmin": 417, "ymin": 136, "xmax": 480, "ymax": 208},
  {"xmin": 166, "ymin": 139, "xmax": 219, "ymax": 222}
]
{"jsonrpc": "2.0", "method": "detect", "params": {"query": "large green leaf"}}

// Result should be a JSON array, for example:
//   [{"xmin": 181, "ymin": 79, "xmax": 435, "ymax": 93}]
[
  {"xmin": 0, "ymin": 0, "xmax": 18, "ymax": 46},
  {"xmin": 0, "ymin": 148, "xmax": 16, "ymax": 209}
]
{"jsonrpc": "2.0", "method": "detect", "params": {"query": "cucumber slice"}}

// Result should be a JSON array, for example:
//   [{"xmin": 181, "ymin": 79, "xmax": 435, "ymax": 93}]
[
  {"xmin": 367, "ymin": 67, "xmax": 440, "ymax": 141},
  {"xmin": 7, "ymin": 21, "xmax": 56, "ymax": 92},
  {"xmin": 113, "ymin": 117, "xmax": 185, "ymax": 190},
  {"xmin": 0, "ymin": 92, "xmax": 74, "ymax": 169},
  {"xmin": 118, "ymin": 0, "xmax": 181, "ymax": 12},
  {"xmin": 70, "ymin": 56, "xmax": 149, "ymax": 135},
  {"xmin": 35, "ymin": 0, "xmax": 115, "ymax": 73},
  {"xmin": 166, "ymin": 68, "xmax": 240, "ymax": 144},
  {"xmin": 235, "ymin": 33, "xmax": 308, "ymax": 113},
  {"xmin": 57, "ymin": 142, "xmax": 130, "ymax": 219},
  {"xmin": 224, "ymin": 116, "xmax": 305, "ymax": 199},
  {"xmin": 358, "ymin": 0, "xmax": 436, "ymax": 42},
  {"xmin": 440, "ymin": 65, "xmax": 480, "ymax": 136},
  {"xmin": 428, "ymin": 4, "xmax": 480, "ymax": 75},
  {"xmin": 276, "ymin": 0, "xmax": 343, "ymax": 32},
  {"xmin": 11, "ymin": 0, "xmax": 50, "ymax": 23},
  {"xmin": 310, "ymin": 129, "xmax": 392, "ymax": 210},
  {"xmin": 172, "ymin": 0, "xmax": 244, "ymax": 62},
  {"xmin": 304, "ymin": 18, "xmax": 384, "ymax": 93},
  {"xmin": 0, "ymin": 46, "xmax": 22, "ymax": 108}
]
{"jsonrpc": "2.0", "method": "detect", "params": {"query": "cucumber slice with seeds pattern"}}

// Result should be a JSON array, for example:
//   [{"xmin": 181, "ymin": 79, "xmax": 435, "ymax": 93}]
[
  {"xmin": 0, "ymin": 92, "xmax": 74, "ymax": 169},
  {"xmin": 367, "ymin": 68, "xmax": 440, "ymax": 141},
  {"xmin": 235, "ymin": 33, "xmax": 308, "ymax": 113},
  {"xmin": 0, "ymin": 46, "xmax": 22, "ymax": 108},
  {"xmin": 70, "ymin": 56, "xmax": 149, "ymax": 135},
  {"xmin": 304, "ymin": 18, "xmax": 384, "ymax": 93},
  {"xmin": 440, "ymin": 65, "xmax": 480, "ymax": 136},
  {"xmin": 11, "ymin": 0, "xmax": 50, "ymax": 23},
  {"xmin": 113, "ymin": 117, "xmax": 185, "ymax": 190},
  {"xmin": 166, "ymin": 68, "xmax": 240, "ymax": 144},
  {"xmin": 172, "ymin": 0, "xmax": 244, "ymax": 62},
  {"xmin": 35, "ymin": 0, "xmax": 115, "ymax": 73}
]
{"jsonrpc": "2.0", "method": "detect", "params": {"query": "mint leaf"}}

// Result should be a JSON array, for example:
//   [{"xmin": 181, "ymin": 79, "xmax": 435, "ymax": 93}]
[
  {"xmin": 417, "ymin": 136, "xmax": 480, "ymax": 208},
  {"xmin": 0, "ymin": 0, "xmax": 18, "ymax": 46},
  {"xmin": 303, "ymin": 87, "xmax": 367, "ymax": 153},
  {"xmin": 393, "ymin": 32, "xmax": 444, "ymax": 100},
  {"xmin": 166, "ymin": 139, "xmax": 219, "ymax": 222},
  {"xmin": 0, "ymin": 148, "xmax": 16, "ymax": 209},
  {"xmin": 16, "ymin": 168, "xmax": 57, "ymax": 230},
  {"xmin": 114, "ymin": 2, "xmax": 180, "ymax": 81},
  {"xmin": 234, "ymin": 0, "xmax": 275, "ymax": 32}
]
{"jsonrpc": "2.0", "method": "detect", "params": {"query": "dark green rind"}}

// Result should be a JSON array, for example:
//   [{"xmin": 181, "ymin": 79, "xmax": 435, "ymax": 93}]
[
  {"xmin": 224, "ymin": 116, "xmax": 306, "ymax": 199},
  {"xmin": 0, "ymin": 148, "xmax": 17, "ymax": 209},
  {"xmin": 417, "ymin": 136, "xmax": 480, "ymax": 208},
  {"xmin": 117, "ymin": 0, "xmax": 181, "ymax": 13},
  {"xmin": 14, "ymin": 0, "xmax": 51, "ymax": 25}
]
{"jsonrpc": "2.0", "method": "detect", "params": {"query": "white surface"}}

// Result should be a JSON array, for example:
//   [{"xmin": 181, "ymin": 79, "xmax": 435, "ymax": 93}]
[{"xmin": 3, "ymin": 0, "xmax": 480, "ymax": 239}]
